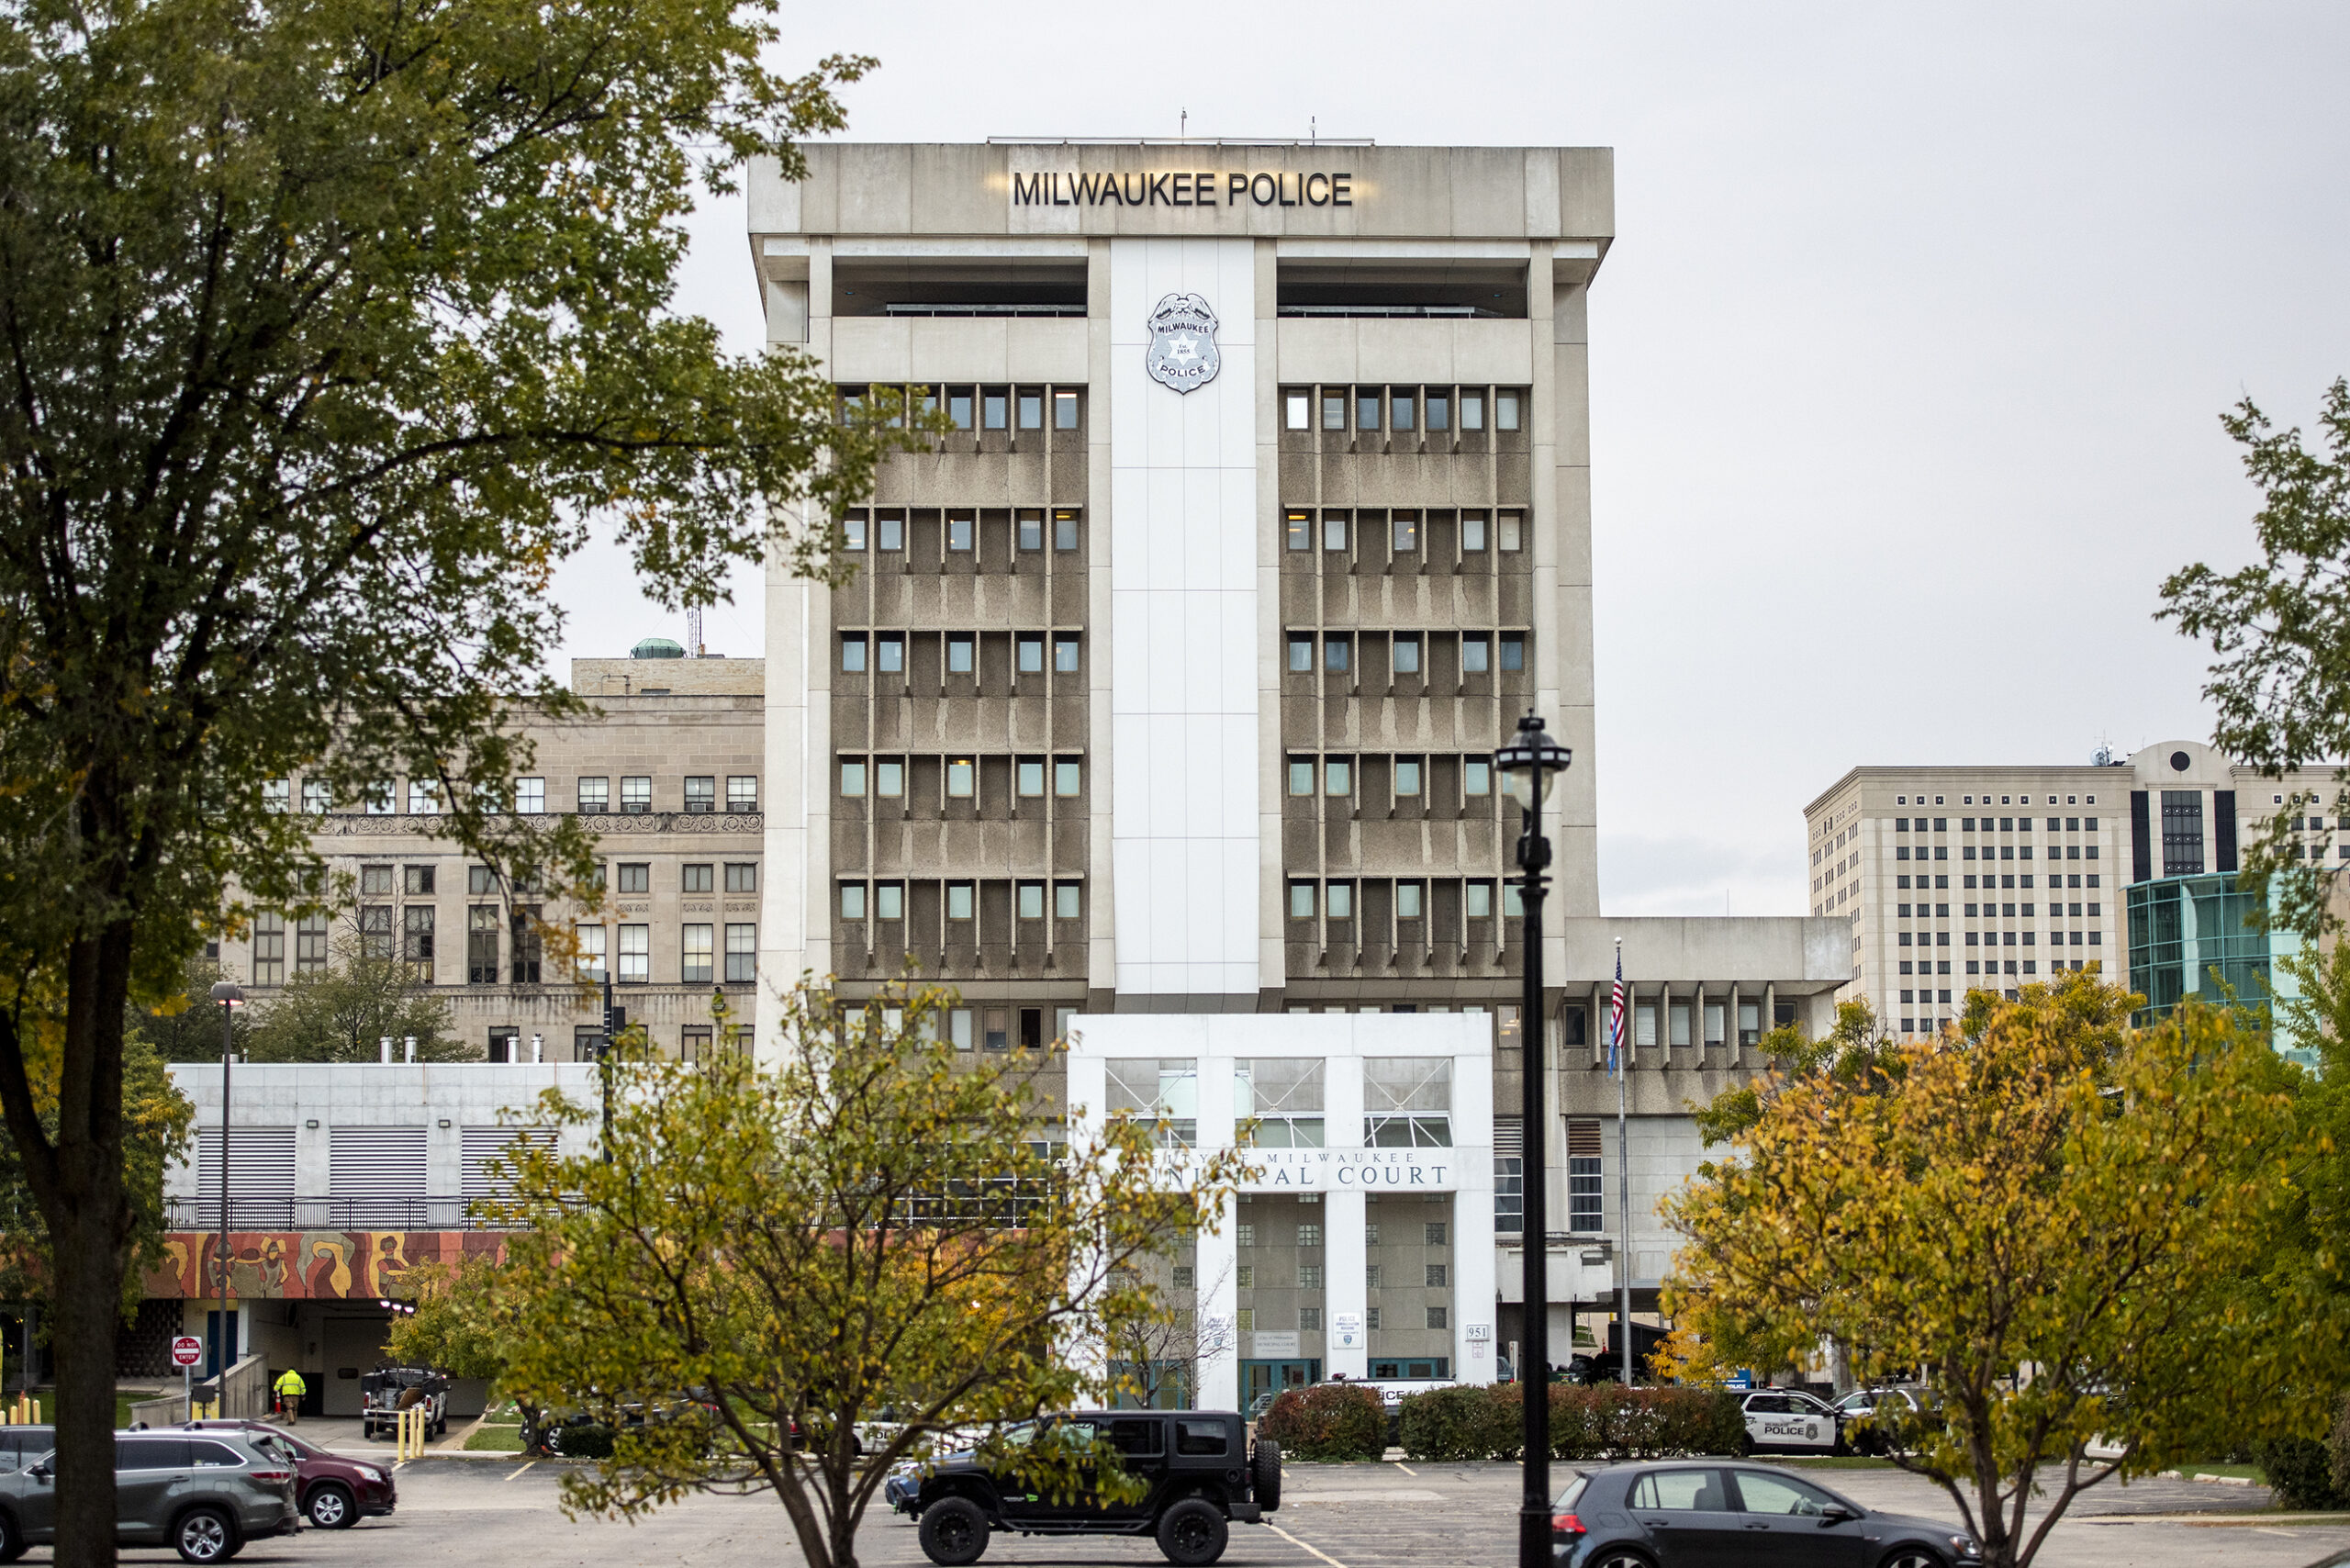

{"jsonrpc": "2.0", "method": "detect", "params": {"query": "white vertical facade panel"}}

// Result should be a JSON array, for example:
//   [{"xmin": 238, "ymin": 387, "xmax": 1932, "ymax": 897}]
[{"xmin": 1108, "ymin": 237, "xmax": 1260, "ymax": 999}]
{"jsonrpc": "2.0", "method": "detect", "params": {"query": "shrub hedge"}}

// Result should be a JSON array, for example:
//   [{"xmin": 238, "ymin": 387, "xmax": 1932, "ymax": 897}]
[
  {"xmin": 1259, "ymin": 1383, "xmax": 1386, "ymax": 1461},
  {"xmin": 1398, "ymin": 1383, "xmax": 1745, "ymax": 1462},
  {"xmin": 551, "ymin": 1421, "xmax": 616, "ymax": 1459}
]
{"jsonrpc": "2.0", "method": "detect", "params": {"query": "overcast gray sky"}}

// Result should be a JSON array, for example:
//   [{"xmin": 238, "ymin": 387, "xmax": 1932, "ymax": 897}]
[{"xmin": 548, "ymin": 1, "xmax": 2350, "ymax": 918}]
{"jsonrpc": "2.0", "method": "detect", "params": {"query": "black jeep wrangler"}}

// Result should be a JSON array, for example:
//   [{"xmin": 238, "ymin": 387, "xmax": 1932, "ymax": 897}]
[{"xmin": 909, "ymin": 1410, "xmax": 1280, "ymax": 1566}]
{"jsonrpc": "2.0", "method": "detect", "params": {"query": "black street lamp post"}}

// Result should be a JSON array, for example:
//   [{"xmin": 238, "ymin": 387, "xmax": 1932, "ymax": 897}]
[
  {"xmin": 207, "ymin": 980, "xmax": 243, "ymax": 1385},
  {"xmin": 1493, "ymin": 712, "xmax": 1571, "ymax": 1568}
]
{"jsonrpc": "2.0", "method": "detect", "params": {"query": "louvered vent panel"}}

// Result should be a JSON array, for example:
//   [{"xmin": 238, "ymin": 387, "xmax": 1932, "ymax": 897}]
[
  {"xmin": 329, "ymin": 1127, "xmax": 428, "ymax": 1196},
  {"xmin": 461, "ymin": 1128, "xmax": 555, "ymax": 1197},
  {"xmin": 194, "ymin": 1128, "xmax": 296, "ymax": 1200}
]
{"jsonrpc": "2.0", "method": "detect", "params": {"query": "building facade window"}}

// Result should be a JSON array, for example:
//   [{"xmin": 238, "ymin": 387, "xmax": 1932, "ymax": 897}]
[
  {"xmin": 725, "ymin": 863, "xmax": 756, "ymax": 893},
  {"xmin": 514, "ymin": 778, "xmax": 544, "ymax": 814},
  {"xmin": 577, "ymin": 777, "xmax": 608, "ymax": 813},
  {"xmin": 1363, "ymin": 1057, "xmax": 1451, "ymax": 1147},
  {"xmin": 681, "ymin": 924, "xmax": 713, "ymax": 983},
  {"xmin": 728, "ymin": 777, "xmax": 757, "ymax": 812},
  {"xmin": 509, "ymin": 908, "xmax": 542, "ymax": 983},
  {"xmin": 724, "ymin": 924, "xmax": 756, "ymax": 982},
  {"xmin": 618, "ymin": 924, "xmax": 649, "ymax": 984},
  {"xmin": 621, "ymin": 776, "xmax": 652, "ymax": 814},
  {"xmin": 252, "ymin": 914, "xmax": 285, "ymax": 987},
  {"xmin": 575, "ymin": 924, "xmax": 606, "ymax": 981},
  {"xmin": 467, "ymin": 907, "xmax": 499, "ymax": 984},
  {"xmin": 402, "ymin": 906, "xmax": 434, "ymax": 982},
  {"xmin": 684, "ymin": 776, "xmax": 716, "ymax": 813}
]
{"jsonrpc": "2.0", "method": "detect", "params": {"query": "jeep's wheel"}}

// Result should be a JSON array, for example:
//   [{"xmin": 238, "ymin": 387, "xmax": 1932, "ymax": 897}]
[
  {"xmin": 917, "ymin": 1496, "xmax": 989, "ymax": 1566},
  {"xmin": 1250, "ymin": 1437, "xmax": 1282, "ymax": 1512},
  {"xmin": 1156, "ymin": 1498, "xmax": 1228, "ymax": 1567},
  {"xmin": 0, "ymin": 1508, "xmax": 24, "ymax": 1563}
]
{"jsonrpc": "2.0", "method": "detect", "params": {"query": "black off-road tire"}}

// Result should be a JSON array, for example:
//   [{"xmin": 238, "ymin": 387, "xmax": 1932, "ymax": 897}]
[
  {"xmin": 0, "ymin": 1508, "xmax": 24, "ymax": 1562},
  {"xmin": 917, "ymin": 1495, "xmax": 989, "ymax": 1566},
  {"xmin": 307, "ymin": 1482, "xmax": 357, "ymax": 1529},
  {"xmin": 1156, "ymin": 1497, "xmax": 1228, "ymax": 1567},
  {"xmin": 1250, "ymin": 1437, "xmax": 1282, "ymax": 1511}
]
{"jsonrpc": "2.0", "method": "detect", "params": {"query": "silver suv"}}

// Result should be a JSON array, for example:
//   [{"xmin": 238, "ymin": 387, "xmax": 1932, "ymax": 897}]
[{"xmin": 0, "ymin": 1429, "xmax": 298, "ymax": 1562}]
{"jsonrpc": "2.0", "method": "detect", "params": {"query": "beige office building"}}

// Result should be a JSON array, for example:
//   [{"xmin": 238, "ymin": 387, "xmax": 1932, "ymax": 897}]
[
  {"xmin": 208, "ymin": 655, "xmax": 766, "ymax": 1061},
  {"xmin": 1806, "ymin": 739, "xmax": 2344, "ymax": 1049}
]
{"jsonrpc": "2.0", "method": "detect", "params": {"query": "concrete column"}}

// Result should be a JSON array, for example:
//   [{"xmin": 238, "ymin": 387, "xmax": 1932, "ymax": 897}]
[
  {"xmin": 1197, "ymin": 1189, "xmax": 1239, "ymax": 1410},
  {"xmin": 1194, "ymin": 1043, "xmax": 1239, "ymax": 1409},
  {"xmin": 1325, "ymin": 1186, "xmax": 1368, "ymax": 1380},
  {"xmin": 1452, "ymin": 1021, "xmax": 1497, "ymax": 1383}
]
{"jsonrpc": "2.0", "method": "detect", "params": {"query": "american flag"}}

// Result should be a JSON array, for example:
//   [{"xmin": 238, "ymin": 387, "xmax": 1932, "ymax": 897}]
[{"xmin": 1608, "ymin": 946, "xmax": 1625, "ymax": 1075}]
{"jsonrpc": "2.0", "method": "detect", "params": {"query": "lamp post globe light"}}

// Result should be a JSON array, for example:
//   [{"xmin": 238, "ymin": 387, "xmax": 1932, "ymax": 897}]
[
  {"xmin": 1492, "ymin": 713, "xmax": 1569, "ymax": 1568},
  {"xmin": 207, "ymin": 980, "xmax": 244, "ymax": 1383}
]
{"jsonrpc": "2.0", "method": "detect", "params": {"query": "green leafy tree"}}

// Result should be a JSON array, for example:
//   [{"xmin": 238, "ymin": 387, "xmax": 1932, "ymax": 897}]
[
  {"xmin": 0, "ymin": 1028, "xmax": 194, "ymax": 1316},
  {"xmin": 133, "ymin": 958, "xmax": 254, "ymax": 1066},
  {"xmin": 1665, "ymin": 976, "xmax": 2341, "ymax": 1568},
  {"xmin": 247, "ymin": 933, "xmax": 465, "ymax": 1062},
  {"xmin": 2160, "ymin": 379, "xmax": 2350, "ymax": 938},
  {"xmin": 1690, "ymin": 996, "xmax": 1903, "ymax": 1152},
  {"xmin": 0, "ymin": 0, "xmax": 923, "ymax": 1551},
  {"xmin": 490, "ymin": 978, "xmax": 1249, "ymax": 1568}
]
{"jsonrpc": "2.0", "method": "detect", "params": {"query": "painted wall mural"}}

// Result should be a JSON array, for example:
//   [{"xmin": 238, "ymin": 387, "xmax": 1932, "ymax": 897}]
[{"xmin": 151, "ymin": 1230, "xmax": 509, "ymax": 1300}]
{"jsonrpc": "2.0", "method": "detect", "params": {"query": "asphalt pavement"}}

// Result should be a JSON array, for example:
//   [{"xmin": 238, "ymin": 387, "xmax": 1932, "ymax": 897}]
[{"xmin": 32, "ymin": 1450, "xmax": 2350, "ymax": 1567}]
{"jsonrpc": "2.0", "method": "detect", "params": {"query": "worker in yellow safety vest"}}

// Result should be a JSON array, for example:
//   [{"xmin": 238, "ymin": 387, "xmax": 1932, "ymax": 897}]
[{"xmin": 271, "ymin": 1367, "xmax": 307, "ymax": 1424}]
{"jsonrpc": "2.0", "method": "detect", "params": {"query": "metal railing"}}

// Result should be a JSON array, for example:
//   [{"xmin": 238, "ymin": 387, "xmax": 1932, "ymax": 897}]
[
  {"xmin": 166, "ymin": 1195, "xmax": 527, "ymax": 1232},
  {"xmin": 305, "ymin": 810, "xmax": 762, "ymax": 835}
]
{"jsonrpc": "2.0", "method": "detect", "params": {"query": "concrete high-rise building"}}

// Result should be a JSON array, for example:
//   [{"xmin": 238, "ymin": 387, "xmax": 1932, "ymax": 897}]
[
  {"xmin": 1805, "ymin": 740, "xmax": 2344, "ymax": 1058},
  {"xmin": 746, "ymin": 140, "xmax": 1851, "ymax": 1403}
]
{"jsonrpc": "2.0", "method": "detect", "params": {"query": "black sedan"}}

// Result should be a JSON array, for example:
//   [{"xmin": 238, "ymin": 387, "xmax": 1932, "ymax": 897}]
[{"xmin": 1552, "ymin": 1460, "xmax": 1984, "ymax": 1567}]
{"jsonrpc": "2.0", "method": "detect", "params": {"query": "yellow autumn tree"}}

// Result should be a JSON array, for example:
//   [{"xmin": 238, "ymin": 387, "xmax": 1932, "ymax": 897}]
[
  {"xmin": 1664, "ymin": 974, "xmax": 2342, "ymax": 1568},
  {"xmin": 490, "ymin": 976, "xmax": 1248, "ymax": 1568}
]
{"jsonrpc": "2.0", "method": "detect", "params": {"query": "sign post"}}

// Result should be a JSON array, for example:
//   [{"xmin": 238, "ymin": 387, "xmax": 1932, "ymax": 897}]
[{"xmin": 173, "ymin": 1335, "xmax": 203, "ymax": 1420}]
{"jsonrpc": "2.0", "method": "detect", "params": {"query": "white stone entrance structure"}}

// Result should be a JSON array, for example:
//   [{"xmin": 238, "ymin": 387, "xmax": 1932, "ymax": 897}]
[{"xmin": 1069, "ymin": 1013, "xmax": 1493, "ymax": 1412}]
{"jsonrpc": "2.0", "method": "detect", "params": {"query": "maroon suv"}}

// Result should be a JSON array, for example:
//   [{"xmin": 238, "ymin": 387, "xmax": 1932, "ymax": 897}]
[{"xmin": 173, "ymin": 1419, "xmax": 397, "ymax": 1529}]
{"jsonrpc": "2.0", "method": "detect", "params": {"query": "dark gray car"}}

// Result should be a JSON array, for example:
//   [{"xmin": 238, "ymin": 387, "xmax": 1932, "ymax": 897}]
[
  {"xmin": 0, "ymin": 1430, "xmax": 298, "ymax": 1562},
  {"xmin": 1552, "ymin": 1460, "xmax": 1984, "ymax": 1568}
]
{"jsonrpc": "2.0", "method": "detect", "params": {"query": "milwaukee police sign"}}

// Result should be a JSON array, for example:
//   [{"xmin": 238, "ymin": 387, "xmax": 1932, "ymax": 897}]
[
  {"xmin": 1013, "ymin": 170, "xmax": 1354, "ymax": 209},
  {"xmin": 1144, "ymin": 294, "xmax": 1219, "ymax": 394}
]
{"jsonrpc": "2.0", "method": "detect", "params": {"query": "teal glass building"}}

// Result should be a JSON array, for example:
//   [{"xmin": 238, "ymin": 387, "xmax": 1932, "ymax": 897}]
[{"xmin": 2124, "ymin": 875, "xmax": 2302, "ymax": 1046}]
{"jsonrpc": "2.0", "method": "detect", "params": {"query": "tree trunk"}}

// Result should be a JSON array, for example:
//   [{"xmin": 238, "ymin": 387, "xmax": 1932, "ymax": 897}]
[
  {"xmin": 12, "ymin": 924, "xmax": 139, "ymax": 1568},
  {"xmin": 49, "ymin": 1193, "xmax": 123, "ymax": 1568}
]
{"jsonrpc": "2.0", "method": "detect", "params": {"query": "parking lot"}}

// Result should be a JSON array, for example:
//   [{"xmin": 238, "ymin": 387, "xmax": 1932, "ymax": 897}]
[{"xmin": 43, "ymin": 1433, "xmax": 2350, "ymax": 1568}]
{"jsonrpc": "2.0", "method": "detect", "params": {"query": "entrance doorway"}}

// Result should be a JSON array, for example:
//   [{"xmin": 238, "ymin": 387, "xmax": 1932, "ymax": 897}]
[
  {"xmin": 203, "ymin": 1310, "xmax": 240, "ymax": 1379},
  {"xmin": 1241, "ymin": 1359, "xmax": 1320, "ymax": 1413}
]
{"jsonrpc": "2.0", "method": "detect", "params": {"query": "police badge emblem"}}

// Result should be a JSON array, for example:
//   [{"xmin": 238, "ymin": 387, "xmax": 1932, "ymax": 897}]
[{"xmin": 1144, "ymin": 293, "xmax": 1221, "ymax": 394}]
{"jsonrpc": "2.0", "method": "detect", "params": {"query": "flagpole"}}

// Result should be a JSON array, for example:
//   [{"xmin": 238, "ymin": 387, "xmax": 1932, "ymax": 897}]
[{"xmin": 1616, "ymin": 937, "xmax": 1632, "ymax": 1386}]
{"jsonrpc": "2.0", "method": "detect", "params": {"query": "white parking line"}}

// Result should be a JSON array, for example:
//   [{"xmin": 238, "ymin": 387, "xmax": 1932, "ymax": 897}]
[
  {"xmin": 506, "ymin": 1462, "xmax": 536, "ymax": 1482},
  {"xmin": 1269, "ymin": 1522, "xmax": 1350, "ymax": 1568},
  {"xmin": 1391, "ymin": 1460, "xmax": 1418, "ymax": 1476}
]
